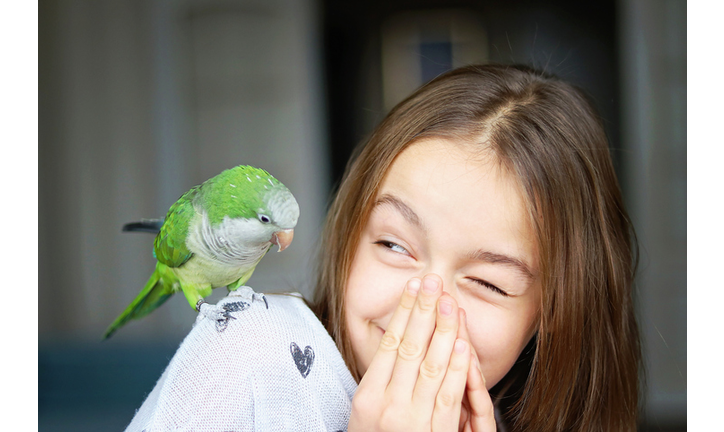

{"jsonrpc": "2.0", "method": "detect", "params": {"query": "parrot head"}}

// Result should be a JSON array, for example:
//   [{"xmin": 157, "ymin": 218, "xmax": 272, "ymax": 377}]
[{"xmin": 198, "ymin": 165, "xmax": 300, "ymax": 254}]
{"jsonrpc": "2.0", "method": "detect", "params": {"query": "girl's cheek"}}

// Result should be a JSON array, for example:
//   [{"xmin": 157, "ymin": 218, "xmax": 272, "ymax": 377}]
[
  {"xmin": 468, "ymin": 314, "xmax": 537, "ymax": 388},
  {"xmin": 362, "ymin": 255, "xmax": 409, "ymax": 292}
]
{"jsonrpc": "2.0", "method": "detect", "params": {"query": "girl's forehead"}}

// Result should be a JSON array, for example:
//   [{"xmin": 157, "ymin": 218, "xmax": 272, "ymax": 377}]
[{"xmin": 382, "ymin": 138, "xmax": 507, "ymax": 193}]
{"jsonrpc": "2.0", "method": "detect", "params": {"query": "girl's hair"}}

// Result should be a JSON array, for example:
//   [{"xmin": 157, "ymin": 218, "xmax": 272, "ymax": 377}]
[{"xmin": 312, "ymin": 64, "xmax": 640, "ymax": 431}]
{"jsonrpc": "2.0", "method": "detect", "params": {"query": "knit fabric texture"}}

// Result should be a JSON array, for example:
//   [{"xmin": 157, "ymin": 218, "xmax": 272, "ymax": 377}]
[{"xmin": 125, "ymin": 287, "xmax": 357, "ymax": 431}]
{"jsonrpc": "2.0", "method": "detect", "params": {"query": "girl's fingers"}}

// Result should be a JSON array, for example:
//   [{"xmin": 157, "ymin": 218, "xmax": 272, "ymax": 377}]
[
  {"xmin": 412, "ymin": 293, "xmax": 460, "ymax": 405},
  {"xmin": 387, "ymin": 274, "xmax": 444, "ymax": 396},
  {"xmin": 430, "ymin": 338, "xmax": 470, "ymax": 431},
  {"xmin": 458, "ymin": 308, "xmax": 496, "ymax": 432},
  {"xmin": 360, "ymin": 277, "xmax": 421, "ymax": 390},
  {"xmin": 457, "ymin": 308, "xmax": 481, "ymax": 367},
  {"xmin": 464, "ymin": 353, "xmax": 496, "ymax": 432}
]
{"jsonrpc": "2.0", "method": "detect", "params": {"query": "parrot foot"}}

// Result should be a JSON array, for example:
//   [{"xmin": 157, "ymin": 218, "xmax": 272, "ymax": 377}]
[
  {"xmin": 196, "ymin": 294, "xmax": 262, "ymax": 332},
  {"xmin": 228, "ymin": 286, "xmax": 268, "ymax": 309},
  {"xmin": 255, "ymin": 292, "xmax": 269, "ymax": 309},
  {"xmin": 197, "ymin": 301, "xmax": 236, "ymax": 322}
]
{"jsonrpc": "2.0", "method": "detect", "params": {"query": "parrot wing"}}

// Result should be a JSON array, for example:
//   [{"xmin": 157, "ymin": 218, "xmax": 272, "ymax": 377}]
[
  {"xmin": 154, "ymin": 186, "xmax": 198, "ymax": 268},
  {"xmin": 103, "ymin": 263, "xmax": 181, "ymax": 339}
]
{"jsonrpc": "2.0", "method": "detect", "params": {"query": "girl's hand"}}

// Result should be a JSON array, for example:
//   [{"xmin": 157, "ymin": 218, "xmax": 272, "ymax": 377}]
[
  {"xmin": 348, "ymin": 274, "xmax": 489, "ymax": 431},
  {"xmin": 457, "ymin": 309, "xmax": 496, "ymax": 432}
]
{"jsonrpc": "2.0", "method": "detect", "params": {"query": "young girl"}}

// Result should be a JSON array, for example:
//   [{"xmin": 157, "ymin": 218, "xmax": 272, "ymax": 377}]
[
  {"xmin": 126, "ymin": 64, "xmax": 640, "ymax": 431},
  {"xmin": 314, "ymin": 63, "xmax": 640, "ymax": 431}
]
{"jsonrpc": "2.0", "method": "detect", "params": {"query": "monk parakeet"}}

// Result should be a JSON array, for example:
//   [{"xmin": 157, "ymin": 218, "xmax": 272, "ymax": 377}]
[{"xmin": 103, "ymin": 165, "xmax": 299, "ymax": 339}]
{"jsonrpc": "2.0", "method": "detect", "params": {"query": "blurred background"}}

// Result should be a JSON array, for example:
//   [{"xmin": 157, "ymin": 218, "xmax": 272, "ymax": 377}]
[{"xmin": 38, "ymin": 0, "xmax": 686, "ymax": 430}]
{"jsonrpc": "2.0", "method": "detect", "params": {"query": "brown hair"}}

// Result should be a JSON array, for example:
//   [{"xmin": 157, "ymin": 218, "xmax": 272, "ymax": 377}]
[{"xmin": 311, "ymin": 64, "xmax": 640, "ymax": 431}]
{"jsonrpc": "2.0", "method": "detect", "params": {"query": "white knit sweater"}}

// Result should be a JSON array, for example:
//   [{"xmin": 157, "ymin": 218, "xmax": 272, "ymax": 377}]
[{"xmin": 125, "ymin": 288, "xmax": 357, "ymax": 431}]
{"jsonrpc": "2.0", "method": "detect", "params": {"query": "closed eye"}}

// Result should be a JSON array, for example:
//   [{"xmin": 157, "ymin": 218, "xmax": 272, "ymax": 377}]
[
  {"xmin": 374, "ymin": 240, "xmax": 411, "ymax": 256},
  {"xmin": 467, "ymin": 277, "xmax": 509, "ymax": 297}
]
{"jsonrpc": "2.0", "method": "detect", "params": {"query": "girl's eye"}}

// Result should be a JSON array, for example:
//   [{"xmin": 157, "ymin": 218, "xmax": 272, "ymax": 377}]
[
  {"xmin": 374, "ymin": 240, "xmax": 410, "ymax": 256},
  {"xmin": 467, "ymin": 277, "xmax": 509, "ymax": 297}
]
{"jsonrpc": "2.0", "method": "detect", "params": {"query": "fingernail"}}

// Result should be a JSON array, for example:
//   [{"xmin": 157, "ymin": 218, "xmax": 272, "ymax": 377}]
[
  {"xmin": 454, "ymin": 339, "xmax": 467, "ymax": 354},
  {"xmin": 407, "ymin": 279, "xmax": 421, "ymax": 294},
  {"xmin": 422, "ymin": 277, "xmax": 439, "ymax": 294},
  {"xmin": 439, "ymin": 300, "xmax": 453, "ymax": 316}
]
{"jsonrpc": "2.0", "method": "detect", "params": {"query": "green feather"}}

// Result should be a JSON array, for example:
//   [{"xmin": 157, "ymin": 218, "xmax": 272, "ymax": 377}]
[
  {"xmin": 102, "ymin": 263, "xmax": 174, "ymax": 339},
  {"xmin": 199, "ymin": 166, "xmax": 282, "ymax": 225},
  {"xmin": 153, "ymin": 186, "xmax": 197, "ymax": 267}
]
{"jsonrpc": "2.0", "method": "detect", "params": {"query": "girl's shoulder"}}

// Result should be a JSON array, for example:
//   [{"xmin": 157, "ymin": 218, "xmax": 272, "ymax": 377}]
[
  {"xmin": 177, "ymin": 289, "xmax": 348, "ymax": 378},
  {"xmin": 126, "ymin": 288, "xmax": 357, "ymax": 432}
]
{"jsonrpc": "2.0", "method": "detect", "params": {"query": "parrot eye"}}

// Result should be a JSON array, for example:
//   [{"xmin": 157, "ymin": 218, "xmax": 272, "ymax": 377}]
[{"xmin": 259, "ymin": 214, "xmax": 271, "ymax": 224}]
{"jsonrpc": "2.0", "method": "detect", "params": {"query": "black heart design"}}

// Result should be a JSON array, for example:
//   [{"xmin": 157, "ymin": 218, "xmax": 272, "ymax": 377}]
[{"xmin": 290, "ymin": 342, "xmax": 315, "ymax": 378}]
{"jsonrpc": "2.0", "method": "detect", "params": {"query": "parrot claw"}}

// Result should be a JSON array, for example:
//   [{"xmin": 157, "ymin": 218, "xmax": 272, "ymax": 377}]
[
  {"xmin": 197, "ymin": 302, "xmax": 228, "ymax": 322},
  {"xmin": 221, "ymin": 310, "xmax": 238, "ymax": 321},
  {"xmin": 195, "ymin": 287, "xmax": 269, "ymax": 332},
  {"xmin": 197, "ymin": 295, "xmax": 262, "ymax": 332},
  {"xmin": 253, "ymin": 292, "xmax": 269, "ymax": 309},
  {"xmin": 228, "ymin": 286, "xmax": 268, "ymax": 309},
  {"xmin": 197, "ymin": 302, "xmax": 240, "ymax": 333}
]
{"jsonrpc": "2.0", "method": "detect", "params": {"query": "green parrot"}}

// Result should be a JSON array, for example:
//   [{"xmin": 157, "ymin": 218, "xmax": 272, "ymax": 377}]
[{"xmin": 103, "ymin": 165, "xmax": 299, "ymax": 339}]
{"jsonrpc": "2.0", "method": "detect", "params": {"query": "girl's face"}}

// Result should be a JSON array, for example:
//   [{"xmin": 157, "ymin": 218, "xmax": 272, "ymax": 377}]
[{"xmin": 345, "ymin": 137, "xmax": 541, "ymax": 389}]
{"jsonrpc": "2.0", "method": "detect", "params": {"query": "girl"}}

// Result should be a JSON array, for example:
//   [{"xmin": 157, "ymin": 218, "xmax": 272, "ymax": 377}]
[
  {"xmin": 313, "ymin": 64, "xmax": 640, "ymax": 431},
  {"xmin": 127, "ymin": 64, "xmax": 640, "ymax": 431}
]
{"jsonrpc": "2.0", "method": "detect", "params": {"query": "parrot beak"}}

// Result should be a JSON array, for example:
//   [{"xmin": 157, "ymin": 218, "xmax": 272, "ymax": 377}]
[{"xmin": 271, "ymin": 229, "xmax": 294, "ymax": 252}]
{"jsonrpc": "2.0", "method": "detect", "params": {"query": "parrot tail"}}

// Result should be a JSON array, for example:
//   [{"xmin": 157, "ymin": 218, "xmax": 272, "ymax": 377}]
[
  {"xmin": 102, "ymin": 266, "xmax": 174, "ymax": 340},
  {"xmin": 122, "ymin": 219, "xmax": 164, "ymax": 234}
]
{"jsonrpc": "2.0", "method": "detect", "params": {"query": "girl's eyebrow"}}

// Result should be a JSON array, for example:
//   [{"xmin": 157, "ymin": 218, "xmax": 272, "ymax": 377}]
[
  {"xmin": 373, "ymin": 194, "xmax": 427, "ymax": 232},
  {"xmin": 466, "ymin": 249, "xmax": 536, "ymax": 281}
]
